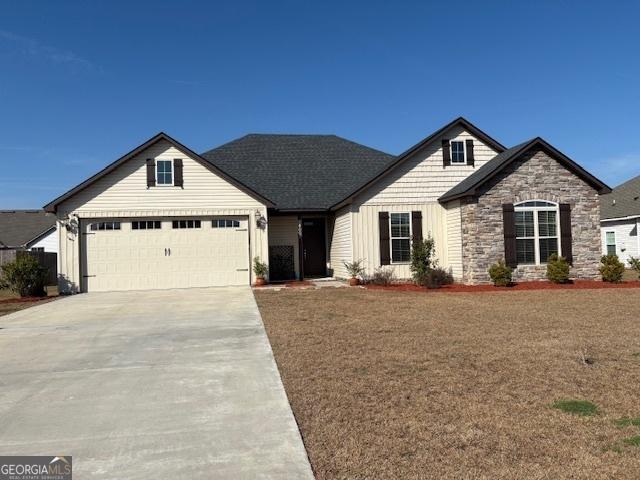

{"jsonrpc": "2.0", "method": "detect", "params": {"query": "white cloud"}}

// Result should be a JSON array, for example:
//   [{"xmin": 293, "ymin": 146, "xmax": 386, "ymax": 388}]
[{"xmin": 0, "ymin": 29, "xmax": 100, "ymax": 73}]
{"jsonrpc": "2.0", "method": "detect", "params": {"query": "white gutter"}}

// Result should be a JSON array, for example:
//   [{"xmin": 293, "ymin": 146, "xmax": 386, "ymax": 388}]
[{"xmin": 601, "ymin": 214, "xmax": 640, "ymax": 222}]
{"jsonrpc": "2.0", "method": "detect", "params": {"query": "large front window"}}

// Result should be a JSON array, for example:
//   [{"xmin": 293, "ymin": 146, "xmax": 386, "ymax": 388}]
[
  {"xmin": 514, "ymin": 201, "xmax": 559, "ymax": 264},
  {"xmin": 390, "ymin": 213, "xmax": 411, "ymax": 263}
]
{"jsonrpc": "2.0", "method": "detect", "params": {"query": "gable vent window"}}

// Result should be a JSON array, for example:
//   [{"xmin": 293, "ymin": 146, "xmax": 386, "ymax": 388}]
[
  {"xmin": 132, "ymin": 220, "xmax": 162, "ymax": 230},
  {"xmin": 90, "ymin": 221, "xmax": 121, "ymax": 231},
  {"xmin": 450, "ymin": 141, "xmax": 466, "ymax": 163},
  {"xmin": 172, "ymin": 219, "xmax": 201, "ymax": 229},
  {"xmin": 156, "ymin": 160, "xmax": 173, "ymax": 185},
  {"xmin": 213, "ymin": 219, "xmax": 240, "ymax": 228}
]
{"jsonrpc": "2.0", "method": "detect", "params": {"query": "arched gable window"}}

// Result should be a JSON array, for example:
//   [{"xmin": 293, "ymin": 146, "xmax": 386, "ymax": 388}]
[{"xmin": 514, "ymin": 200, "xmax": 560, "ymax": 264}]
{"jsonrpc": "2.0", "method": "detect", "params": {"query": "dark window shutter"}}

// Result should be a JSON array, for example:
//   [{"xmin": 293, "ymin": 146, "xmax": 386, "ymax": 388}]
[
  {"xmin": 442, "ymin": 139, "xmax": 451, "ymax": 167},
  {"xmin": 466, "ymin": 139, "xmax": 475, "ymax": 167},
  {"xmin": 411, "ymin": 211, "xmax": 423, "ymax": 244},
  {"xmin": 146, "ymin": 159, "xmax": 156, "ymax": 187},
  {"xmin": 379, "ymin": 211, "xmax": 390, "ymax": 266},
  {"xmin": 173, "ymin": 158, "xmax": 184, "ymax": 187},
  {"xmin": 560, "ymin": 203, "xmax": 573, "ymax": 265},
  {"xmin": 502, "ymin": 203, "xmax": 517, "ymax": 267}
]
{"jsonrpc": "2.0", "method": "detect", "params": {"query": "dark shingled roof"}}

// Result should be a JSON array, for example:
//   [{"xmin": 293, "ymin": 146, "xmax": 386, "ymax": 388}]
[
  {"xmin": 600, "ymin": 175, "xmax": 640, "ymax": 220},
  {"xmin": 439, "ymin": 137, "xmax": 610, "ymax": 203},
  {"xmin": 201, "ymin": 134, "xmax": 395, "ymax": 210},
  {"xmin": 0, "ymin": 210, "xmax": 56, "ymax": 248}
]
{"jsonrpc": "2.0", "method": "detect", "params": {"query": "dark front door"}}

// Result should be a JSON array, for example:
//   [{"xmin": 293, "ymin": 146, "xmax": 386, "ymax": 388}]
[{"xmin": 302, "ymin": 218, "xmax": 326, "ymax": 277}]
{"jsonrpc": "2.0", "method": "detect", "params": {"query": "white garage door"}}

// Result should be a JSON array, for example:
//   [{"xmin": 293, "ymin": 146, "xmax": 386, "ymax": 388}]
[{"xmin": 82, "ymin": 216, "xmax": 250, "ymax": 292}]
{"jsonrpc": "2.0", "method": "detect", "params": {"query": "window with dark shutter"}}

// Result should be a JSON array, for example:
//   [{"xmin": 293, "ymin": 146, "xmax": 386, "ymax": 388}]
[
  {"xmin": 442, "ymin": 139, "xmax": 451, "ymax": 167},
  {"xmin": 379, "ymin": 211, "xmax": 390, "ymax": 265},
  {"xmin": 502, "ymin": 204, "xmax": 517, "ymax": 267},
  {"xmin": 174, "ymin": 158, "xmax": 184, "ymax": 187},
  {"xmin": 465, "ymin": 139, "xmax": 475, "ymax": 166},
  {"xmin": 146, "ymin": 159, "xmax": 156, "ymax": 187}
]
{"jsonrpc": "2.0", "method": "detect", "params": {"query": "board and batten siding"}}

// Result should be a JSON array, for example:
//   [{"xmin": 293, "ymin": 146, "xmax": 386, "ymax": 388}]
[
  {"xmin": 55, "ymin": 139, "xmax": 269, "ymax": 292},
  {"xmin": 357, "ymin": 126, "xmax": 500, "ymax": 205},
  {"xmin": 445, "ymin": 200, "xmax": 463, "ymax": 279},
  {"xmin": 351, "ymin": 203, "xmax": 448, "ymax": 279},
  {"xmin": 268, "ymin": 216, "xmax": 300, "ymax": 278},
  {"xmin": 329, "ymin": 207, "xmax": 352, "ymax": 278},
  {"xmin": 601, "ymin": 219, "xmax": 640, "ymax": 265}
]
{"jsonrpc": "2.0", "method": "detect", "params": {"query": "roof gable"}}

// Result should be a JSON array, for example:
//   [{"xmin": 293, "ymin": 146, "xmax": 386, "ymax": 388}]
[
  {"xmin": 0, "ymin": 210, "xmax": 56, "ymax": 248},
  {"xmin": 44, "ymin": 132, "xmax": 275, "ymax": 213},
  {"xmin": 329, "ymin": 117, "xmax": 507, "ymax": 209},
  {"xmin": 439, "ymin": 137, "xmax": 611, "ymax": 203}
]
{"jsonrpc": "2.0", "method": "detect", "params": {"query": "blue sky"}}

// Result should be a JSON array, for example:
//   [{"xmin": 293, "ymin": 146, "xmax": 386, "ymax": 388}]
[{"xmin": 1, "ymin": 0, "xmax": 639, "ymax": 208}]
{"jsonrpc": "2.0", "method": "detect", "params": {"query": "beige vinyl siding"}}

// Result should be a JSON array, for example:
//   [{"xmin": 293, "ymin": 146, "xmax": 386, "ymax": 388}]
[
  {"xmin": 352, "ymin": 202, "xmax": 447, "ymax": 279},
  {"xmin": 268, "ymin": 216, "xmax": 300, "ymax": 278},
  {"xmin": 329, "ymin": 206, "xmax": 352, "ymax": 278},
  {"xmin": 57, "ymin": 140, "xmax": 264, "ymax": 215},
  {"xmin": 357, "ymin": 126, "xmax": 500, "ymax": 205},
  {"xmin": 601, "ymin": 219, "xmax": 640, "ymax": 265},
  {"xmin": 445, "ymin": 200, "xmax": 463, "ymax": 279},
  {"xmin": 55, "ymin": 139, "xmax": 269, "ymax": 293}
]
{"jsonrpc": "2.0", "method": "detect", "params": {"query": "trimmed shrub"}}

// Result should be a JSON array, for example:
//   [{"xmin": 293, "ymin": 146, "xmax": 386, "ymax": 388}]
[
  {"xmin": 546, "ymin": 253, "xmax": 571, "ymax": 283},
  {"xmin": 410, "ymin": 237, "xmax": 435, "ymax": 285},
  {"xmin": 423, "ymin": 267, "xmax": 454, "ymax": 289},
  {"xmin": 368, "ymin": 267, "xmax": 396, "ymax": 286},
  {"xmin": 0, "ymin": 254, "xmax": 47, "ymax": 297},
  {"xmin": 488, "ymin": 260, "xmax": 512, "ymax": 287},
  {"xmin": 629, "ymin": 256, "xmax": 640, "ymax": 279},
  {"xmin": 599, "ymin": 254, "xmax": 625, "ymax": 283}
]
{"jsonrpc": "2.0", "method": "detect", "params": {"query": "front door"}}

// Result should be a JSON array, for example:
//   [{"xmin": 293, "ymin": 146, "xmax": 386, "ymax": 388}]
[{"xmin": 302, "ymin": 218, "xmax": 326, "ymax": 277}]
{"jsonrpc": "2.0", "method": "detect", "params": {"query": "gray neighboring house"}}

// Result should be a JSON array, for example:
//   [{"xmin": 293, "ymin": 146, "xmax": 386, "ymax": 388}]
[
  {"xmin": 0, "ymin": 210, "xmax": 58, "ymax": 253},
  {"xmin": 43, "ymin": 117, "xmax": 611, "ymax": 292},
  {"xmin": 600, "ymin": 175, "xmax": 640, "ymax": 265}
]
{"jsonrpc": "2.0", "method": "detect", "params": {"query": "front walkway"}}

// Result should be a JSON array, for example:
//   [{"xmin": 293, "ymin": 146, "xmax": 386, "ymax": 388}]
[{"xmin": 0, "ymin": 287, "xmax": 313, "ymax": 479}]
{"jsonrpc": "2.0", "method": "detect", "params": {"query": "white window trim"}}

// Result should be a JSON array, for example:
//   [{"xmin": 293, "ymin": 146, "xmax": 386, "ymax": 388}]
[
  {"xmin": 156, "ymin": 159, "xmax": 174, "ymax": 186},
  {"xmin": 514, "ymin": 200, "xmax": 561, "ymax": 265},
  {"xmin": 389, "ymin": 212, "xmax": 412, "ymax": 264},
  {"xmin": 450, "ymin": 140, "xmax": 466, "ymax": 164},
  {"xmin": 605, "ymin": 231, "xmax": 616, "ymax": 255}
]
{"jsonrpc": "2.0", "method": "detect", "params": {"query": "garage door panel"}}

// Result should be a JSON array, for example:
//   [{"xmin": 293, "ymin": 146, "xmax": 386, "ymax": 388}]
[{"xmin": 83, "ymin": 217, "xmax": 250, "ymax": 292}]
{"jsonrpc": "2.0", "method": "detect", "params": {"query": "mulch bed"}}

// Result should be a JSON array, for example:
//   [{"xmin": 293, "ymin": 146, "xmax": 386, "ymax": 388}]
[
  {"xmin": 0, "ymin": 295, "xmax": 58, "ymax": 304},
  {"xmin": 365, "ymin": 280, "xmax": 640, "ymax": 293}
]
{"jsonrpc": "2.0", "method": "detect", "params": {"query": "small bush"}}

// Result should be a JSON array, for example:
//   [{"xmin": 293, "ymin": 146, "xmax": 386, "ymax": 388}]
[
  {"xmin": 368, "ymin": 267, "xmax": 396, "ymax": 286},
  {"xmin": 0, "ymin": 254, "xmax": 47, "ymax": 297},
  {"xmin": 343, "ymin": 259, "xmax": 365, "ymax": 278},
  {"xmin": 422, "ymin": 267, "xmax": 454, "ymax": 289},
  {"xmin": 546, "ymin": 253, "xmax": 571, "ymax": 283},
  {"xmin": 252, "ymin": 257, "xmax": 268, "ymax": 278},
  {"xmin": 599, "ymin": 254, "xmax": 625, "ymax": 283},
  {"xmin": 410, "ymin": 237, "xmax": 435, "ymax": 285},
  {"xmin": 629, "ymin": 256, "xmax": 640, "ymax": 279},
  {"xmin": 551, "ymin": 400, "xmax": 598, "ymax": 416},
  {"xmin": 488, "ymin": 260, "xmax": 512, "ymax": 287}
]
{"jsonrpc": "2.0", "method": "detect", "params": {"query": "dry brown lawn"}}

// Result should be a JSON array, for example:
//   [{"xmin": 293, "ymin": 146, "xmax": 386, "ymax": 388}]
[{"xmin": 255, "ymin": 287, "xmax": 640, "ymax": 479}]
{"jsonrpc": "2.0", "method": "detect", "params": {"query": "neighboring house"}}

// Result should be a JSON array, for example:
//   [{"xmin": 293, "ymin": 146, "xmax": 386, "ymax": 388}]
[
  {"xmin": 44, "ymin": 117, "xmax": 610, "ymax": 293},
  {"xmin": 0, "ymin": 210, "xmax": 58, "ymax": 253},
  {"xmin": 600, "ymin": 175, "xmax": 640, "ymax": 265}
]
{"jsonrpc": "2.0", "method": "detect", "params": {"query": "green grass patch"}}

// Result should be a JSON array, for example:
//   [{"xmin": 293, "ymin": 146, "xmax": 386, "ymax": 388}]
[
  {"xmin": 551, "ymin": 400, "xmax": 598, "ymax": 416},
  {"xmin": 623, "ymin": 436, "xmax": 640, "ymax": 447},
  {"xmin": 614, "ymin": 417, "xmax": 640, "ymax": 428},
  {"xmin": 632, "ymin": 352, "xmax": 640, "ymax": 358}
]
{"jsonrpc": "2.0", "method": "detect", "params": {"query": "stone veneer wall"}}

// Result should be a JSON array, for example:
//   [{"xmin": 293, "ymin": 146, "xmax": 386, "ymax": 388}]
[{"xmin": 459, "ymin": 149, "xmax": 601, "ymax": 284}]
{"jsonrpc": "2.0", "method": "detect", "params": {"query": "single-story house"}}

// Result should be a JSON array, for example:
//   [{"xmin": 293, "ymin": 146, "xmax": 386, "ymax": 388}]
[
  {"xmin": 600, "ymin": 175, "xmax": 640, "ymax": 265},
  {"xmin": 0, "ymin": 210, "xmax": 58, "ymax": 253},
  {"xmin": 44, "ymin": 117, "xmax": 610, "ymax": 293}
]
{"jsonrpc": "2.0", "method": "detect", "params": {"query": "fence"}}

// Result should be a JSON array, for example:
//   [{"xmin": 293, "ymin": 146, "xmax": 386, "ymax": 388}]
[{"xmin": 0, "ymin": 249, "xmax": 58, "ymax": 286}]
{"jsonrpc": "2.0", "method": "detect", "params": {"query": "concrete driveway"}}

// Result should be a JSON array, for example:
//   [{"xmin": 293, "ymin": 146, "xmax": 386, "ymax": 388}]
[{"xmin": 0, "ymin": 287, "xmax": 313, "ymax": 479}]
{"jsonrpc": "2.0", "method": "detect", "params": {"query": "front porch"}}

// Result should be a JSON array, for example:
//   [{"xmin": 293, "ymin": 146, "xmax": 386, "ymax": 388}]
[{"xmin": 267, "ymin": 213, "xmax": 332, "ymax": 281}]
